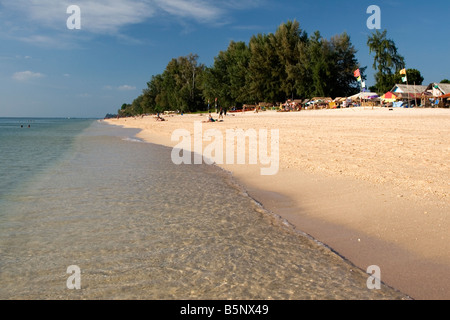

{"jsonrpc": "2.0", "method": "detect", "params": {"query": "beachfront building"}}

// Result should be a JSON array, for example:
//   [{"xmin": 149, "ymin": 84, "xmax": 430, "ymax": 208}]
[
  {"xmin": 439, "ymin": 93, "xmax": 450, "ymax": 108},
  {"xmin": 423, "ymin": 83, "xmax": 450, "ymax": 108},
  {"xmin": 390, "ymin": 84, "xmax": 428, "ymax": 107},
  {"xmin": 424, "ymin": 83, "xmax": 450, "ymax": 97}
]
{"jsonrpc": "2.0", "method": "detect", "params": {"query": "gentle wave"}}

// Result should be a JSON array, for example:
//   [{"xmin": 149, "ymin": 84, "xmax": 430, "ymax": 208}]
[
  {"xmin": 0, "ymin": 120, "xmax": 408, "ymax": 300},
  {"xmin": 122, "ymin": 137, "xmax": 145, "ymax": 143}
]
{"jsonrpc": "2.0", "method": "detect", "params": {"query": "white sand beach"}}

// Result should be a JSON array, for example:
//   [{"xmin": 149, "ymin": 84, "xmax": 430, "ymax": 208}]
[{"xmin": 105, "ymin": 107, "xmax": 450, "ymax": 300}]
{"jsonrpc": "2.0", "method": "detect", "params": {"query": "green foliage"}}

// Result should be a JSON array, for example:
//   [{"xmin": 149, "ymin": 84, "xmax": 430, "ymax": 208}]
[
  {"xmin": 118, "ymin": 20, "xmax": 362, "ymax": 116},
  {"xmin": 219, "ymin": 20, "xmax": 360, "ymax": 104},
  {"xmin": 367, "ymin": 30, "xmax": 405, "ymax": 94},
  {"xmin": 247, "ymin": 33, "xmax": 280, "ymax": 103},
  {"xmin": 201, "ymin": 41, "xmax": 251, "ymax": 109},
  {"xmin": 120, "ymin": 54, "xmax": 206, "ymax": 115},
  {"xmin": 393, "ymin": 68, "xmax": 424, "ymax": 85},
  {"xmin": 118, "ymin": 103, "xmax": 133, "ymax": 117},
  {"xmin": 440, "ymin": 79, "xmax": 450, "ymax": 84}
]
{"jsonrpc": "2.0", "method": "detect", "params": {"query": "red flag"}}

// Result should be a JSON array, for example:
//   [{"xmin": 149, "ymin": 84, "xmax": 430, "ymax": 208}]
[{"xmin": 354, "ymin": 69, "xmax": 361, "ymax": 78}]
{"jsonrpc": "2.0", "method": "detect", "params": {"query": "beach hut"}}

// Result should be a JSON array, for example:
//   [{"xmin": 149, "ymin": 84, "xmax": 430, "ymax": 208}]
[
  {"xmin": 417, "ymin": 83, "xmax": 450, "ymax": 107},
  {"xmin": 390, "ymin": 84, "xmax": 428, "ymax": 106},
  {"xmin": 391, "ymin": 84, "xmax": 427, "ymax": 97},
  {"xmin": 437, "ymin": 93, "xmax": 450, "ymax": 108},
  {"xmin": 425, "ymin": 83, "xmax": 450, "ymax": 97}
]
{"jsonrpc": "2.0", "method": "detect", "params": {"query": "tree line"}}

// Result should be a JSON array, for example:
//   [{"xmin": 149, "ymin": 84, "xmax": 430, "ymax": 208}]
[{"xmin": 116, "ymin": 21, "xmax": 427, "ymax": 117}]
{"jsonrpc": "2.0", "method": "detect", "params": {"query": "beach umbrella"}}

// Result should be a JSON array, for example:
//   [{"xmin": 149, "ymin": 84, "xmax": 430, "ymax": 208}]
[{"xmin": 381, "ymin": 92, "xmax": 398, "ymax": 102}]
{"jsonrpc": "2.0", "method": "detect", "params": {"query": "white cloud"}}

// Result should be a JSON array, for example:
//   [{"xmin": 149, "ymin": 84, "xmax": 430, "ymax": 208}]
[
  {"xmin": 104, "ymin": 85, "xmax": 137, "ymax": 91},
  {"xmin": 1, "ymin": 0, "xmax": 153, "ymax": 34},
  {"xmin": 18, "ymin": 34, "xmax": 66, "ymax": 47},
  {"xmin": 118, "ymin": 85, "xmax": 137, "ymax": 91},
  {"xmin": 153, "ymin": 0, "xmax": 223, "ymax": 22},
  {"xmin": 1, "ymin": 0, "xmax": 261, "ymax": 35},
  {"xmin": 12, "ymin": 71, "xmax": 44, "ymax": 81}
]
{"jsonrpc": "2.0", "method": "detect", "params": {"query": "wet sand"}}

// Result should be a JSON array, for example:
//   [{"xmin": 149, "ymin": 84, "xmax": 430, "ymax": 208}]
[{"xmin": 105, "ymin": 107, "xmax": 450, "ymax": 300}]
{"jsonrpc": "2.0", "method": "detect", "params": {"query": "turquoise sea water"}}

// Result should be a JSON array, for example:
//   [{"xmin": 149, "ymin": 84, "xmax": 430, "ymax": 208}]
[
  {"xmin": 0, "ymin": 118, "xmax": 408, "ymax": 299},
  {"xmin": 0, "ymin": 118, "xmax": 94, "ymax": 200}
]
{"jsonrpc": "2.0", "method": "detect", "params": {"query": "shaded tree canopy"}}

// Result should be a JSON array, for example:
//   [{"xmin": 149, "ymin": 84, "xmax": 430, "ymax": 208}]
[{"xmin": 116, "ymin": 20, "xmax": 363, "ymax": 116}]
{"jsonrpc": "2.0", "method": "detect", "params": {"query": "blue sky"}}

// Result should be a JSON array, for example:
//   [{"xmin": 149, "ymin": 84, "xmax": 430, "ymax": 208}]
[{"xmin": 1, "ymin": 0, "xmax": 449, "ymax": 118}]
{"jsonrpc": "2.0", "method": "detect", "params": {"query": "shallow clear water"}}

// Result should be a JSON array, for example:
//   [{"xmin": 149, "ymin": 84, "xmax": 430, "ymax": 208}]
[{"xmin": 0, "ymin": 119, "xmax": 408, "ymax": 299}]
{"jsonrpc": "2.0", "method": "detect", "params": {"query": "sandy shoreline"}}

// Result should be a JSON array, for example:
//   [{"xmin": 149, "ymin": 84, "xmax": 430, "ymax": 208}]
[{"xmin": 104, "ymin": 108, "xmax": 449, "ymax": 300}]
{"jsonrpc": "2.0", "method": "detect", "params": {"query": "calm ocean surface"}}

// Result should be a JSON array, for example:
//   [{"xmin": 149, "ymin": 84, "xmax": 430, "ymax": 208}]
[{"xmin": 0, "ymin": 118, "xmax": 407, "ymax": 299}]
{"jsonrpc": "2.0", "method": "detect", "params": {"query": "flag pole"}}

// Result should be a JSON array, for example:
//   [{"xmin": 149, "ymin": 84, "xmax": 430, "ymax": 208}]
[
  {"xmin": 407, "ymin": 75, "xmax": 410, "ymax": 108},
  {"xmin": 354, "ymin": 68, "xmax": 362, "ymax": 109},
  {"xmin": 401, "ymin": 68, "xmax": 410, "ymax": 107},
  {"xmin": 405, "ymin": 68, "xmax": 410, "ymax": 108},
  {"xmin": 360, "ymin": 80, "xmax": 362, "ymax": 108},
  {"xmin": 414, "ymin": 82, "xmax": 417, "ymax": 107}
]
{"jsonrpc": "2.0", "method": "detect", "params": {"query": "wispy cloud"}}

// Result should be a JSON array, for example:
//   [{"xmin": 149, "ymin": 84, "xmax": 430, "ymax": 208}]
[
  {"xmin": 103, "ymin": 85, "xmax": 137, "ymax": 91},
  {"xmin": 1, "ymin": 0, "xmax": 152, "ymax": 33},
  {"xmin": 118, "ymin": 85, "xmax": 137, "ymax": 91},
  {"xmin": 0, "ymin": 0, "xmax": 263, "ymax": 37},
  {"xmin": 153, "ymin": 0, "xmax": 224, "ymax": 22},
  {"xmin": 222, "ymin": 0, "xmax": 266, "ymax": 11},
  {"xmin": 17, "ymin": 34, "xmax": 70, "ymax": 48},
  {"xmin": 12, "ymin": 70, "xmax": 45, "ymax": 81}
]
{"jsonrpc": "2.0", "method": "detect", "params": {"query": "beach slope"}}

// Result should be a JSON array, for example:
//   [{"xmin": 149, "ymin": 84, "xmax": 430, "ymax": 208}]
[{"xmin": 105, "ymin": 108, "xmax": 450, "ymax": 300}]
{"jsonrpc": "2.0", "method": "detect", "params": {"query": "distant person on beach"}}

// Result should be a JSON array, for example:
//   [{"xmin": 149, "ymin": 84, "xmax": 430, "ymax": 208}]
[
  {"xmin": 203, "ymin": 114, "xmax": 216, "ymax": 123},
  {"xmin": 219, "ymin": 107, "xmax": 224, "ymax": 120},
  {"xmin": 156, "ymin": 113, "xmax": 166, "ymax": 121}
]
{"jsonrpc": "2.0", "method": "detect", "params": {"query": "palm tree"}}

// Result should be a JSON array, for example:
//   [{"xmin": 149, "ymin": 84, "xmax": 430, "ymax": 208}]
[{"xmin": 367, "ymin": 30, "xmax": 405, "ymax": 94}]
